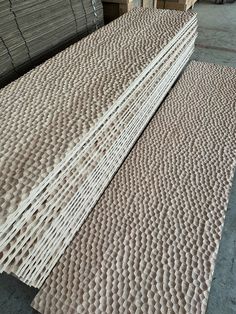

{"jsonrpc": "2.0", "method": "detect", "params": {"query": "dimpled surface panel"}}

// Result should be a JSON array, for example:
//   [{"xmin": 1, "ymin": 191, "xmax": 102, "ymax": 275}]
[
  {"xmin": 0, "ymin": 8, "xmax": 195, "ymax": 224},
  {"xmin": 32, "ymin": 61, "xmax": 236, "ymax": 314},
  {"xmin": 0, "ymin": 34, "xmax": 196, "ymax": 288}
]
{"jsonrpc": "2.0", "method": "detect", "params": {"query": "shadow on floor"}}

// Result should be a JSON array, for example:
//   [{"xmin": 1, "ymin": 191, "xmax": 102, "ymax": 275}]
[
  {"xmin": 206, "ymin": 174, "xmax": 236, "ymax": 313},
  {"xmin": 0, "ymin": 273, "xmax": 38, "ymax": 314}
]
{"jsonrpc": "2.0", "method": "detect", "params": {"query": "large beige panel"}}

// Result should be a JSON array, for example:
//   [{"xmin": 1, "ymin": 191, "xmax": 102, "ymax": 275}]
[
  {"xmin": 0, "ymin": 9, "xmax": 197, "ymax": 287},
  {"xmin": 32, "ymin": 61, "xmax": 236, "ymax": 313},
  {"xmin": 0, "ymin": 31, "xmax": 196, "ymax": 287},
  {"xmin": 0, "ymin": 9, "xmax": 195, "ymax": 225}
]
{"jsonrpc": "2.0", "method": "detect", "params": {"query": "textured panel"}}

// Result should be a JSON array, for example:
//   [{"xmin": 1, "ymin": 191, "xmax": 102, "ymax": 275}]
[
  {"xmin": 0, "ymin": 8, "xmax": 195, "ymax": 225},
  {"xmin": 0, "ymin": 9, "xmax": 197, "ymax": 287},
  {"xmin": 32, "ymin": 61, "xmax": 236, "ymax": 313},
  {"xmin": 0, "ymin": 31, "xmax": 196, "ymax": 287}
]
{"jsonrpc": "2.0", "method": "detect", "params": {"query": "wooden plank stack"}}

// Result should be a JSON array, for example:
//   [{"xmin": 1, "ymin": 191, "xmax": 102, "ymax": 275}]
[
  {"xmin": 0, "ymin": 0, "xmax": 103, "ymax": 85},
  {"xmin": 0, "ymin": 8, "xmax": 197, "ymax": 288}
]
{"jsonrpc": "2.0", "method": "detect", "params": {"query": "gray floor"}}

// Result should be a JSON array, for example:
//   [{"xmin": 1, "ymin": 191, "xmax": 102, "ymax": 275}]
[
  {"xmin": 192, "ymin": 2, "xmax": 236, "ymax": 313},
  {"xmin": 0, "ymin": 273, "xmax": 37, "ymax": 314},
  {"xmin": 192, "ymin": 0, "xmax": 236, "ymax": 67},
  {"xmin": 206, "ymin": 176, "xmax": 236, "ymax": 314},
  {"xmin": 0, "ymin": 1, "xmax": 236, "ymax": 313}
]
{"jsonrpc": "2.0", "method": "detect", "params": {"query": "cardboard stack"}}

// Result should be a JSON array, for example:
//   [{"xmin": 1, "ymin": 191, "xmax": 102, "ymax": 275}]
[{"xmin": 0, "ymin": 0, "xmax": 103, "ymax": 85}]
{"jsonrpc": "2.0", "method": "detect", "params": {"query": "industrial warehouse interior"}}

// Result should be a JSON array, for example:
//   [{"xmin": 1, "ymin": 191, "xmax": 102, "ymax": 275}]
[{"xmin": 0, "ymin": 0, "xmax": 235, "ymax": 313}]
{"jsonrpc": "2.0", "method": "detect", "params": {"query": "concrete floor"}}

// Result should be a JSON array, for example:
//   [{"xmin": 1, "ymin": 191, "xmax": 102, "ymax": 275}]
[
  {"xmin": 0, "ymin": 1, "xmax": 236, "ymax": 313},
  {"xmin": 0, "ymin": 273, "xmax": 37, "ymax": 314},
  {"xmin": 192, "ymin": 0, "xmax": 236, "ymax": 67},
  {"xmin": 192, "ymin": 2, "xmax": 236, "ymax": 313}
]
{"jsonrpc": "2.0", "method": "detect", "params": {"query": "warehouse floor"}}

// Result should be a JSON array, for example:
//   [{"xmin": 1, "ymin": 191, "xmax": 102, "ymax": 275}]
[
  {"xmin": 192, "ymin": 2, "xmax": 236, "ymax": 313},
  {"xmin": 0, "ymin": 1, "xmax": 236, "ymax": 313},
  {"xmin": 192, "ymin": 0, "xmax": 236, "ymax": 67}
]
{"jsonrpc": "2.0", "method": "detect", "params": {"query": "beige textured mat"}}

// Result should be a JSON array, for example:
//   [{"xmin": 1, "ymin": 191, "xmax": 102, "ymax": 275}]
[
  {"xmin": 32, "ymin": 61, "xmax": 236, "ymax": 313},
  {"xmin": 0, "ymin": 8, "xmax": 195, "ymax": 224},
  {"xmin": 0, "ymin": 33, "xmax": 196, "ymax": 287},
  {"xmin": 0, "ymin": 9, "xmax": 197, "ymax": 287}
]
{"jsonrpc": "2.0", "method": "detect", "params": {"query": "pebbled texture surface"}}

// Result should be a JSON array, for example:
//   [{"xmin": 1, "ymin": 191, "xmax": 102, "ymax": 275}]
[
  {"xmin": 0, "ymin": 35, "xmax": 196, "ymax": 287},
  {"xmin": 0, "ymin": 8, "xmax": 195, "ymax": 225},
  {"xmin": 0, "ymin": 9, "xmax": 197, "ymax": 287},
  {"xmin": 32, "ymin": 61, "xmax": 236, "ymax": 314}
]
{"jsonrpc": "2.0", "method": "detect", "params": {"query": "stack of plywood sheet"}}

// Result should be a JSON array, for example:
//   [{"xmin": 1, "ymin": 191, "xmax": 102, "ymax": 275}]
[
  {"xmin": 0, "ymin": 8, "xmax": 197, "ymax": 288},
  {"xmin": 0, "ymin": 0, "xmax": 103, "ymax": 85},
  {"xmin": 32, "ymin": 61, "xmax": 236, "ymax": 313}
]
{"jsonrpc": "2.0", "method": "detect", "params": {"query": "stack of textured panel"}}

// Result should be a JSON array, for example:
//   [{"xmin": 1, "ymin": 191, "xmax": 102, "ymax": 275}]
[
  {"xmin": 32, "ymin": 61, "xmax": 236, "ymax": 313},
  {"xmin": 0, "ymin": 0, "xmax": 103, "ymax": 84},
  {"xmin": 0, "ymin": 8, "xmax": 197, "ymax": 288}
]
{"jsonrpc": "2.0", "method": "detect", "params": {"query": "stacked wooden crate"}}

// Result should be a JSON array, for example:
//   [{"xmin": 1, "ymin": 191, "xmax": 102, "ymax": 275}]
[
  {"xmin": 102, "ymin": 0, "xmax": 155, "ymax": 23},
  {"xmin": 102, "ymin": 0, "xmax": 196, "ymax": 23},
  {"xmin": 156, "ymin": 0, "xmax": 197, "ymax": 11}
]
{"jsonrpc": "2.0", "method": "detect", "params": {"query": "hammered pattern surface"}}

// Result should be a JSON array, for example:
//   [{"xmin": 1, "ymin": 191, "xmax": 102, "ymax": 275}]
[
  {"xmin": 32, "ymin": 61, "xmax": 236, "ymax": 314},
  {"xmin": 0, "ymin": 33, "xmax": 195, "ymax": 286},
  {"xmin": 0, "ymin": 8, "xmax": 195, "ymax": 223}
]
